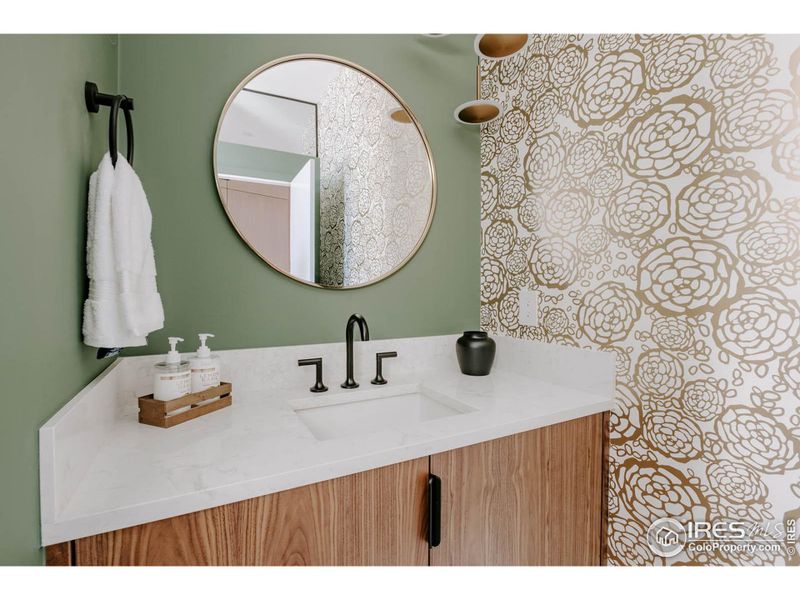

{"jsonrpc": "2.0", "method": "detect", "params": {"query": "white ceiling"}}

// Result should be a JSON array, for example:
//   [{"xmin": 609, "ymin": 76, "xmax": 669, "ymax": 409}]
[
  {"xmin": 218, "ymin": 60, "xmax": 347, "ymax": 155},
  {"xmin": 219, "ymin": 91, "xmax": 316, "ymax": 156},
  {"xmin": 246, "ymin": 60, "xmax": 345, "ymax": 104}
]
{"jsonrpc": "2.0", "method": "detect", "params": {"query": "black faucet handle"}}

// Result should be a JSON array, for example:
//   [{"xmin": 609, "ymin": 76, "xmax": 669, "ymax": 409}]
[
  {"xmin": 298, "ymin": 357, "xmax": 328, "ymax": 393},
  {"xmin": 371, "ymin": 351, "xmax": 398, "ymax": 385}
]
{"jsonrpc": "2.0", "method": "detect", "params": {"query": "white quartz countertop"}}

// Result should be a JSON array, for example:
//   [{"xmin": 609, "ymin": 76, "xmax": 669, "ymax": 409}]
[{"xmin": 40, "ymin": 335, "xmax": 614, "ymax": 545}]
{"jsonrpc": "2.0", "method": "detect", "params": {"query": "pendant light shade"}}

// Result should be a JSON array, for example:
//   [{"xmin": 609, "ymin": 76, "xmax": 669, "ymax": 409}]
[
  {"xmin": 454, "ymin": 99, "xmax": 502, "ymax": 125},
  {"xmin": 450, "ymin": 35, "xmax": 526, "ymax": 126},
  {"xmin": 474, "ymin": 34, "xmax": 529, "ymax": 60},
  {"xmin": 389, "ymin": 108, "xmax": 412, "ymax": 123}
]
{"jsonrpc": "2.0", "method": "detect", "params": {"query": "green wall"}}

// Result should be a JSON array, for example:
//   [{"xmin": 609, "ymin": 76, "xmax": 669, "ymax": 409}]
[
  {"xmin": 0, "ymin": 35, "xmax": 118, "ymax": 564},
  {"xmin": 216, "ymin": 141, "xmax": 311, "ymax": 183},
  {"xmin": 118, "ymin": 35, "xmax": 480, "ymax": 354}
]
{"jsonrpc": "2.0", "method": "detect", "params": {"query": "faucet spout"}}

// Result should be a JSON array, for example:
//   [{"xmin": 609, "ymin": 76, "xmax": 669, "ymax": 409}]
[{"xmin": 342, "ymin": 313, "xmax": 369, "ymax": 388}]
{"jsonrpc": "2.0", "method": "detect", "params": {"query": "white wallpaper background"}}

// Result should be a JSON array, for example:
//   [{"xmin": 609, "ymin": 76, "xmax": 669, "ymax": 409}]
[
  {"xmin": 478, "ymin": 34, "xmax": 800, "ymax": 565},
  {"xmin": 317, "ymin": 68, "xmax": 432, "ymax": 287}
]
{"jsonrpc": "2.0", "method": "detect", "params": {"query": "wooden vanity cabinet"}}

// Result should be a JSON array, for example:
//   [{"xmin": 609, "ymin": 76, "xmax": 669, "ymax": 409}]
[
  {"xmin": 68, "ymin": 458, "xmax": 430, "ymax": 566},
  {"xmin": 430, "ymin": 412, "xmax": 606, "ymax": 566},
  {"xmin": 47, "ymin": 413, "xmax": 607, "ymax": 566}
]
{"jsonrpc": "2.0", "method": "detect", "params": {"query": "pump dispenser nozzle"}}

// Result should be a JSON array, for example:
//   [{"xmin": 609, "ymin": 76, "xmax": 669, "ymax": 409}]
[
  {"xmin": 196, "ymin": 333, "xmax": 215, "ymax": 358},
  {"xmin": 166, "ymin": 337, "xmax": 184, "ymax": 364}
]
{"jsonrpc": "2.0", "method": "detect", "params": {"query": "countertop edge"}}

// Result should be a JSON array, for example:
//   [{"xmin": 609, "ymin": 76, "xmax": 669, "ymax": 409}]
[{"xmin": 41, "ymin": 398, "xmax": 612, "ymax": 546}]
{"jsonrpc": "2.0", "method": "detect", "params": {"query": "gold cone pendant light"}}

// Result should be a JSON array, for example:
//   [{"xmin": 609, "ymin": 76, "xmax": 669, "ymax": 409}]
[
  {"xmin": 454, "ymin": 65, "xmax": 503, "ymax": 126},
  {"xmin": 453, "ymin": 34, "xmax": 529, "ymax": 126},
  {"xmin": 454, "ymin": 98, "xmax": 502, "ymax": 125},
  {"xmin": 474, "ymin": 34, "xmax": 529, "ymax": 60},
  {"xmin": 389, "ymin": 108, "xmax": 413, "ymax": 123}
]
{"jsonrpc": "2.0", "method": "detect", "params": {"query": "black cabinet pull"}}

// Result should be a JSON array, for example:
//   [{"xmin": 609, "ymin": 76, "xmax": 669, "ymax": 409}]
[{"xmin": 428, "ymin": 474, "xmax": 441, "ymax": 548}]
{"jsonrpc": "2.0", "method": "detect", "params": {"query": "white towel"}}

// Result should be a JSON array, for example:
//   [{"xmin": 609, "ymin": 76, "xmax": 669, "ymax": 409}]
[{"xmin": 82, "ymin": 153, "xmax": 164, "ymax": 348}]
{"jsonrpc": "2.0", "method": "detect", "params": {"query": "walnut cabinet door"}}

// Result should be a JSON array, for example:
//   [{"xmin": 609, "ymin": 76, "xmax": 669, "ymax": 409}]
[{"xmin": 428, "ymin": 414, "xmax": 607, "ymax": 566}]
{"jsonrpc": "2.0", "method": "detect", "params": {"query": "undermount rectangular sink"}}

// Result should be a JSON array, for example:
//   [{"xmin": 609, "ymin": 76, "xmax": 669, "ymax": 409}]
[{"xmin": 292, "ymin": 385, "xmax": 475, "ymax": 441}]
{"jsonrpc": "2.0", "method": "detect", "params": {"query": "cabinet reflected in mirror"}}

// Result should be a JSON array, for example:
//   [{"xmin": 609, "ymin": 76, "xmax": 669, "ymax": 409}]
[{"xmin": 214, "ymin": 55, "xmax": 436, "ymax": 289}]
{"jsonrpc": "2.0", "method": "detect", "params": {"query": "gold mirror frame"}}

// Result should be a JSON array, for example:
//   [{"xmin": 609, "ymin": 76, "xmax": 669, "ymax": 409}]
[{"xmin": 212, "ymin": 54, "xmax": 438, "ymax": 290}]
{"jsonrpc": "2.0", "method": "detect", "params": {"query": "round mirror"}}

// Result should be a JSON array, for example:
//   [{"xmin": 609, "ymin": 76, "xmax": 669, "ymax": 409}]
[{"xmin": 214, "ymin": 55, "xmax": 436, "ymax": 289}]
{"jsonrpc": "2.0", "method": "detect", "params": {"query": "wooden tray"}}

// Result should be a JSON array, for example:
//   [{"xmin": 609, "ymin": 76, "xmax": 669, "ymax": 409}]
[{"xmin": 138, "ymin": 382, "xmax": 232, "ymax": 428}]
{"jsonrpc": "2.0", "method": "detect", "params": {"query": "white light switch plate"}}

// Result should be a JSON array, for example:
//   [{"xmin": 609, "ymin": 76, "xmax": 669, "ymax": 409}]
[{"xmin": 519, "ymin": 287, "xmax": 538, "ymax": 326}]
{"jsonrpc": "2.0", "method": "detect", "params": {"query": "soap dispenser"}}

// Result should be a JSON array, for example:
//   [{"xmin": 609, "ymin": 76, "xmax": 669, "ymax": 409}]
[
  {"xmin": 189, "ymin": 333, "xmax": 221, "ymax": 393},
  {"xmin": 153, "ymin": 337, "xmax": 191, "ymax": 400}
]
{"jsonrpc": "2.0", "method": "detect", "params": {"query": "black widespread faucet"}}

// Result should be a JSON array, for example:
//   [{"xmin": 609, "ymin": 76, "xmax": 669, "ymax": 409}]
[{"xmin": 342, "ymin": 313, "xmax": 370, "ymax": 389}]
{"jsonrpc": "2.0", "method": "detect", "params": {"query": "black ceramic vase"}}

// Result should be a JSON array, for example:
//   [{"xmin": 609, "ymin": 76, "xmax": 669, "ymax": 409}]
[{"xmin": 456, "ymin": 331, "xmax": 496, "ymax": 376}]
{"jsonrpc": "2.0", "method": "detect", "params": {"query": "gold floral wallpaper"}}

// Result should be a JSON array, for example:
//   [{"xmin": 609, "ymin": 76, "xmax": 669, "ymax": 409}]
[{"xmin": 478, "ymin": 34, "xmax": 800, "ymax": 565}]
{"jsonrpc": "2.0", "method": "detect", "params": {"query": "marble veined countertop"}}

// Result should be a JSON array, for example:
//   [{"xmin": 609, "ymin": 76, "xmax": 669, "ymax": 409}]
[{"xmin": 39, "ymin": 334, "xmax": 614, "ymax": 545}]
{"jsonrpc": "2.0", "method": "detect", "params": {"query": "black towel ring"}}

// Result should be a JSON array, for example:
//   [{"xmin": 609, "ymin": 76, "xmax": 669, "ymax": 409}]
[
  {"xmin": 85, "ymin": 82, "xmax": 135, "ymax": 169},
  {"xmin": 109, "ymin": 94, "xmax": 134, "ymax": 168}
]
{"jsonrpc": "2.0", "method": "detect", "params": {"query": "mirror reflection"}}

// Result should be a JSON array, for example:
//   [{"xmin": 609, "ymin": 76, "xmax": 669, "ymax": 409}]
[{"xmin": 215, "ymin": 56, "xmax": 435, "ymax": 288}]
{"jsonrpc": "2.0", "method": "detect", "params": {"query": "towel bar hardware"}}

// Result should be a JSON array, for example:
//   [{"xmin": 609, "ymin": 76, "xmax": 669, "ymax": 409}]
[
  {"xmin": 84, "ymin": 81, "xmax": 134, "ymax": 168},
  {"xmin": 84, "ymin": 81, "xmax": 134, "ymax": 112}
]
